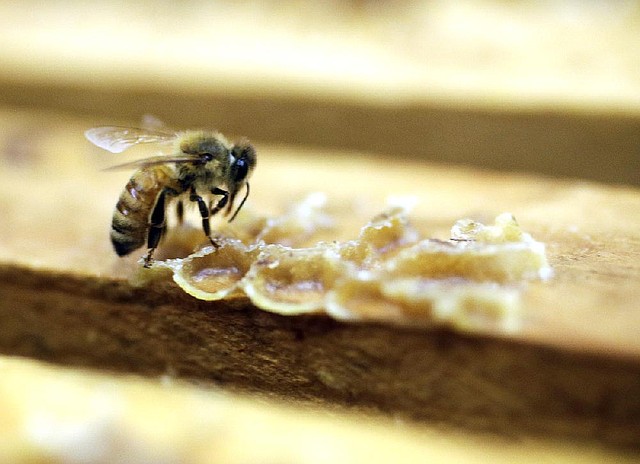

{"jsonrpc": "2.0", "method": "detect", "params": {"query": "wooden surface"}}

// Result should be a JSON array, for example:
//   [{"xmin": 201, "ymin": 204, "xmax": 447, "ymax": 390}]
[
  {"xmin": 1, "ymin": 108, "xmax": 639, "ymax": 357},
  {"xmin": 1, "ymin": 109, "xmax": 640, "ymax": 459}
]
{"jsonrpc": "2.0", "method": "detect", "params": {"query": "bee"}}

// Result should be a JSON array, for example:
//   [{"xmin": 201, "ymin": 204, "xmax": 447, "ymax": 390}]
[{"xmin": 85, "ymin": 125, "xmax": 257, "ymax": 267}]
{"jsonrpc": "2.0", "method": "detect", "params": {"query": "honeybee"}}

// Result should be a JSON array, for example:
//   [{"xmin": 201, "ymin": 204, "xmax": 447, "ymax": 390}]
[{"xmin": 85, "ymin": 125, "xmax": 257, "ymax": 267}]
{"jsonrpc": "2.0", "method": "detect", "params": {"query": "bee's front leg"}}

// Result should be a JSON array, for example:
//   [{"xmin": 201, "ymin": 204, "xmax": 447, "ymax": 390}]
[
  {"xmin": 190, "ymin": 187, "xmax": 219, "ymax": 248},
  {"xmin": 210, "ymin": 187, "xmax": 229, "ymax": 217}
]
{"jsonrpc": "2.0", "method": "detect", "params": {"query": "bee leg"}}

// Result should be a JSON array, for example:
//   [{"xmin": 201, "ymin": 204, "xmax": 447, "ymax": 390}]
[
  {"xmin": 144, "ymin": 189, "xmax": 168, "ymax": 268},
  {"xmin": 210, "ymin": 187, "xmax": 229, "ymax": 217},
  {"xmin": 176, "ymin": 200, "xmax": 184, "ymax": 225},
  {"xmin": 143, "ymin": 249, "xmax": 155, "ymax": 268},
  {"xmin": 190, "ymin": 188, "xmax": 218, "ymax": 248}
]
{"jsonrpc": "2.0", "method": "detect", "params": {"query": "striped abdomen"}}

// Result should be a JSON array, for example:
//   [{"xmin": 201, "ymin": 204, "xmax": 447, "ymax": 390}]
[{"xmin": 110, "ymin": 166, "xmax": 175, "ymax": 256}]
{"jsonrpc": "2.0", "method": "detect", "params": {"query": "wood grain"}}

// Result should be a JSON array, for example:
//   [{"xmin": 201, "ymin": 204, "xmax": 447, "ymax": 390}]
[{"xmin": 0, "ymin": 109, "xmax": 639, "ymax": 453}]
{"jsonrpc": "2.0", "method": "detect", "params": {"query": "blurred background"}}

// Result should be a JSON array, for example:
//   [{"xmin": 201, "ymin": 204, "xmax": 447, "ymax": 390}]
[{"xmin": 0, "ymin": 0, "xmax": 639, "ymax": 184}]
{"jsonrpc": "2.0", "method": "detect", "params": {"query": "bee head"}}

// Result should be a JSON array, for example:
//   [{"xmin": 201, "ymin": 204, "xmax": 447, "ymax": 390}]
[
  {"xmin": 230, "ymin": 141, "xmax": 257, "ymax": 184},
  {"xmin": 226, "ymin": 140, "xmax": 257, "ymax": 221}
]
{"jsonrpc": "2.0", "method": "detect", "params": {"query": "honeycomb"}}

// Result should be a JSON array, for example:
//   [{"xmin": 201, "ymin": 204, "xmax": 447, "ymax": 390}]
[{"xmin": 143, "ymin": 194, "xmax": 552, "ymax": 332}]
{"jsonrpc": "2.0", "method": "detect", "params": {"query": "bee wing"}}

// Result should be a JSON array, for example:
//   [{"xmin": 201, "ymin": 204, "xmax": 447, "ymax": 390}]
[
  {"xmin": 85, "ymin": 126, "xmax": 176, "ymax": 153},
  {"xmin": 103, "ymin": 154, "xmax": 204, "ymax": 171}
]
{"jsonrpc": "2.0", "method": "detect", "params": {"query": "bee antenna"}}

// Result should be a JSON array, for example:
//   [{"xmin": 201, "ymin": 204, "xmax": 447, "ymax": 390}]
[{"xmin": 228, "ymin": 183, "xmax": 250, "ymax": 223}]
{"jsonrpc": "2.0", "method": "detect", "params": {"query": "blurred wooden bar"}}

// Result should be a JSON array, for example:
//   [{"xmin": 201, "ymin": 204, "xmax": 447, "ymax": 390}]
[
  {"xmin": 0, "ymin": 1, "xmax": 638, "ymax": 185},
  {"xmin": 4, "ymin": 356, "xmax": 638, "ymax": 463},
  {"xmin": 1, "ymin": 79, "xmax": 638, "ymax": 185}
]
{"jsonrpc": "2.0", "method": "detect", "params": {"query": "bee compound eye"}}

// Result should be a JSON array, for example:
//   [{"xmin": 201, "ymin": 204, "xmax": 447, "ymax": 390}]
[{"xmin": 233, "ymin": 158, "xmax": 249, "ymax": 181}]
